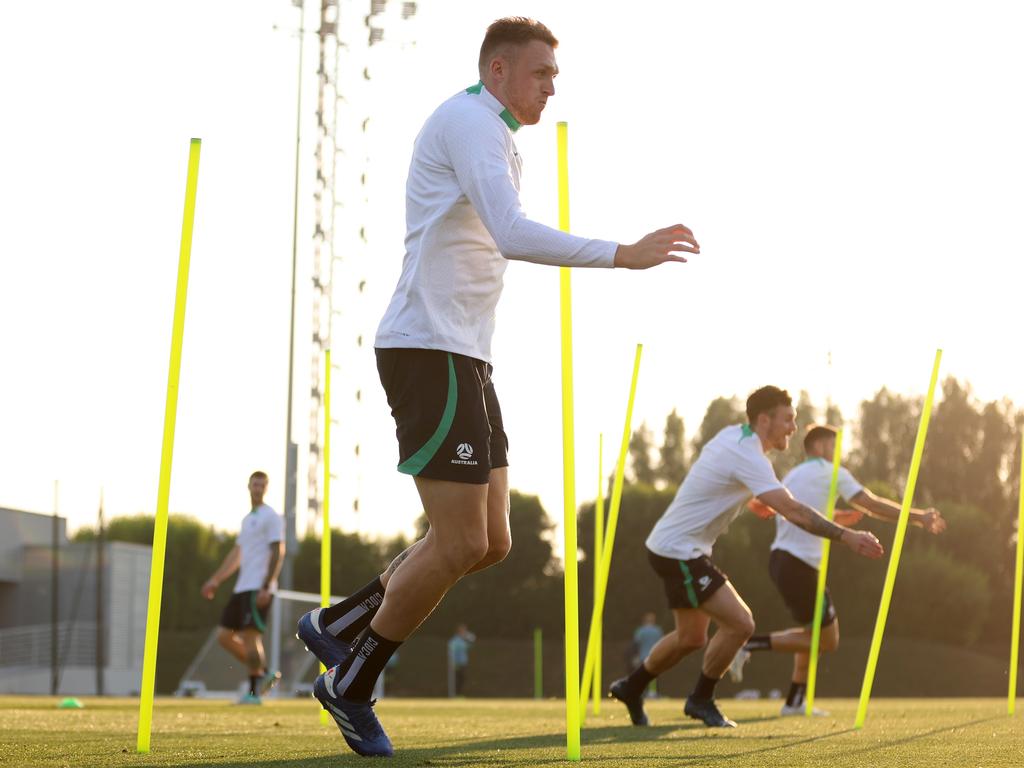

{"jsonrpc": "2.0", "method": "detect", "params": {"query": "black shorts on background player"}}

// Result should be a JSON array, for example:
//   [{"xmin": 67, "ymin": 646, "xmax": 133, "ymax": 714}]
[
  {"xmin": 769, "ymin": 548, "xmax": 837, "ymax": 627},
  {"xmin": 376, "ymin": 348, "xmax": 509, "ymax": 485},
  {"xmin": 220, "ymin": 590, "xmax": 271, "ymax": 633},
  {"xmin": 647, "ymin": 549, "xmax": 728, "ymax": 609}
]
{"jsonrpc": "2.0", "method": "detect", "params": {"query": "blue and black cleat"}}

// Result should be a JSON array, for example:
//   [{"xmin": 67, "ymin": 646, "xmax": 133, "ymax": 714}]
[
  {"xmin": 313, "ymin": 665, "xmax": 394, "ymax": 758},
  {"xmin": 296, "ymin": 607, "xmax": 354, "ymax": 669}
]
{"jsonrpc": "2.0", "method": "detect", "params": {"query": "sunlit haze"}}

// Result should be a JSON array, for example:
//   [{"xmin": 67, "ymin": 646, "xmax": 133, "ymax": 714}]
[{"xmin": 2, "ymin": 1, "xmax": 1022, "ymax": 547}]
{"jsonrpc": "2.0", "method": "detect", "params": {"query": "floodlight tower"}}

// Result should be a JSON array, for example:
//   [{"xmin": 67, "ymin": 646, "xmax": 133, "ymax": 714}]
[{"xmin": 304, "ymin": 0, "xmax": 418, "ymax": 537}]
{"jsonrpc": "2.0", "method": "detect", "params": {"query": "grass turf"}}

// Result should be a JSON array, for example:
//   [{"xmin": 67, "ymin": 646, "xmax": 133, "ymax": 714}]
[{"xmin": 1, "ymin": 696, "xmax": 1021, "ymax": 767}]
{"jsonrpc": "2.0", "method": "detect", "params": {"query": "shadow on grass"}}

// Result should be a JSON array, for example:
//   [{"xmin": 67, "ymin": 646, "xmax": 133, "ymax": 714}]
[
  {"xmin": 144, "ymin": 714, "xmax": 1004, "ymax": 767},
  {"xmin": 836, "ymin": 715, "xmax": 1003, "ymax": 759},
  {"xmin": 147, "ymin": 722, "xmax": 845, "ymax": 767}
]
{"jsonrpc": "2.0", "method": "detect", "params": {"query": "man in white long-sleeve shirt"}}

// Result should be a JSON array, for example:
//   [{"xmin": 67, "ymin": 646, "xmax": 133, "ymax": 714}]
[{"xmin": 301, "ymin": 16, "xmax": 700, "ymax": 757}]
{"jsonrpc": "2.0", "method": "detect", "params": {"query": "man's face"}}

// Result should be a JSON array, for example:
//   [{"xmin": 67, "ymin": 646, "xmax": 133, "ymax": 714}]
[
  {"xmin": 761, "ymin": 405, "xmax": 797, "ymax": 451},
  {"xmin": 248, "ymin": 476, "xmax": 268, "ymax": 502},
  {"xmin": 499, "ymin": 40, "xmax": 557, "ymax": 125}
]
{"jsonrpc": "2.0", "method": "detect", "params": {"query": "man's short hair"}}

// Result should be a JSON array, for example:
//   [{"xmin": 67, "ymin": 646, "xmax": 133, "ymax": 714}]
[
  {"xmin": 745, "ymin": 386, "xmax": 793, "ymax": 425},
  {"xmin": 249, "ymin": 470, "xmax": 268, "ymax": 482},
  {"xmin": 478, "ymin": 17, "xmax": 558, "ymax": 74},
  {"xmin": 804, "ymin": 424, "xmax": 838, "ymax": 453}
]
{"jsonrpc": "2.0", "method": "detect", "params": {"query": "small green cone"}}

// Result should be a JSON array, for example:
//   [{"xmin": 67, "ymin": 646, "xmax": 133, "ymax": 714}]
[{"xmin": 58, "ymin": 697, "xmax": 84, "ymax": 709}]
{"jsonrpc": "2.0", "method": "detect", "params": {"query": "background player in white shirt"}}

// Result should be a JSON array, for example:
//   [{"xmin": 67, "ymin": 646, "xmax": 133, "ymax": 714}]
[
  {"xmin": 733, "ymin": 424, "xmax": 945, "ymax": 715},
  {"xmin": 298, "ymin": 17, "xmax": 701, "ymax": 757},
  {"xmin": 610, "ymin": 387, "xmax": 884, "ymax": 729},
  {"xmin": 200, "ymin": 471, "xmax": 285, "ymax": 704}
]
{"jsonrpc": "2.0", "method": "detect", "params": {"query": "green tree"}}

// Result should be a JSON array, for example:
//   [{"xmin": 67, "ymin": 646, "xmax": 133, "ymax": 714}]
[
  {"xmin": 629, "ymin": 421, "xmax": 657, "ymax": 486},
  {"xmin": 849, "ymin": 386, "xmax": 920, "ymax": 490},
  {"xmin": 656, "ymin": 408, "xmax": 687, "ymax": 489},
  {"xmin": 774, "ymin": 390, "xmax": 817, "ymax": 477},
  {"xmin": 692, "ymin": 396, "xmax": 744, "ymax": 459}
]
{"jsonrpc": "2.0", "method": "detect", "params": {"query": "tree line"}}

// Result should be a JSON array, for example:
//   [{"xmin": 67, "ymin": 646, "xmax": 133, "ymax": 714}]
[{"xmin": 74, "ymin": 376, "xmax": 1022, "ymax": 691}]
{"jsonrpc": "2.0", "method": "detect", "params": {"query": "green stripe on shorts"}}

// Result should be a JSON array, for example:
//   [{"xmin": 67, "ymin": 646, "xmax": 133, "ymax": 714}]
[
  {"xmin": 249, "ymin": 592, "xmax": 266, "ymax": 633},
  {"xmin": 678, "ymin": 560, "xmax": 700, "ymax": 608},
  {"xmin": 397, "ymin": 353, "xmax": 458, "ymax": 476}
]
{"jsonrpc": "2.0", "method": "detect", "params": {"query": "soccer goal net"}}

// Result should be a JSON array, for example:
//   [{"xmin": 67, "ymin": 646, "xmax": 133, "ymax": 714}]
[{"xmin": 175, "ymin": 588, "xmax": 389, "ymax": 700}]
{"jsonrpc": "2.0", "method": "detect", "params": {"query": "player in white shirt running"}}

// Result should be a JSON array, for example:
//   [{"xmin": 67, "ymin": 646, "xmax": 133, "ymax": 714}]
[
  {"xmin": 200, "ymin": 471, "xmax": 285, "ymax": 704},
  {"xmin": 296, "ymin": 17, "xmax": 701, "ymax": 757},
  {"xmin": 610, "ymin": 387, "xmax": 885, "ymax": 729},
  {"xmin": 731, "ymin": 424, "xmax": 945, "ymax": 715}
]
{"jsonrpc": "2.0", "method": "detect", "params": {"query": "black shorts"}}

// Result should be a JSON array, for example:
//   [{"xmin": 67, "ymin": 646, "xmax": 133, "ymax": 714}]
[
  {"xmin": 376, "ymin": 348, "xmax": 509, "ymax": 485},
  {"xmin": 647, "ymin": 549, "xmax": 728, "ymax": 609},
  {"xmin": 769, "ymin": 549, "xmax": 837, "ymax": 627},
  {"xmin": 219, "ymin": 590, "xmax": 271, "ymax": 633}
]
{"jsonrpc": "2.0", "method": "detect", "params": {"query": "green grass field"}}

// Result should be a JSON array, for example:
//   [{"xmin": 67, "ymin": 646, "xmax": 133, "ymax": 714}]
[{"xmin": 2, "ymin": 696, "xmax": 1022, "ymax": 767}]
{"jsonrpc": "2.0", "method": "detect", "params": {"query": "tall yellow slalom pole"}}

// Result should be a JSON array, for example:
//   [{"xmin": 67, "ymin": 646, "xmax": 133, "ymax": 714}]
[
  {"xmin": 320, "ymin": 349, "xmax": 332, "ymax": 725},
  {"xmin": 1009, "ymin": 432, "xmax": 1024, "ymax": 715},
  {"xmin": 592, "ymin": 434, "xmax": 604, "ymax": 715},
  {"xmin": 579, "ymin": 345, "xmax": 643, "ymax": 723},
  {"xmin": 855, "ymin": 349, "xmax": 942, "ymax": 729},
  {"xmin": 556, "ymin": 121, "xmax": 581, "ymax": 762},
  {"xmin": 137, "ymin": 138, "xmax": 201, "ymax": 754},
  {"xmin": 805, "ymin": 429, "xmax": 843, "ymax": 716}
]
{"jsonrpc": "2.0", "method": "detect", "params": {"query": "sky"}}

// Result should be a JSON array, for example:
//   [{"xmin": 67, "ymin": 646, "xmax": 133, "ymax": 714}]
[{"xmin": 1, "ymin": 1, "xmax": 1022, "ymax": 548}]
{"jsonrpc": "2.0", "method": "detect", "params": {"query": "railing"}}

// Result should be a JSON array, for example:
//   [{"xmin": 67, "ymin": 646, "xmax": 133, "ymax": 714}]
[{"xmin": 0, "ymin": 622, "xmax": 97, "ymax": 668}]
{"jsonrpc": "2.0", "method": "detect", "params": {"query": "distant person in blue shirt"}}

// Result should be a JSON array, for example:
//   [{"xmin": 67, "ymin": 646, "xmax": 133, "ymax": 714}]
[
  {"xmin": 633, "ymin": 614, "xmax": 664, "ymax": 697},
  {"xmin": 448, "ymin": 624, "xmax": 476, "ymax": 696}
]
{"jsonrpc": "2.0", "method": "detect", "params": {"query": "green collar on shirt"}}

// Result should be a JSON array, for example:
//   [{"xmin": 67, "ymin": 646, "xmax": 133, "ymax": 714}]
[
  {"xmin": 466, "ymin": 81, "xmax": 522, "ymax": 133},
  {"xmin": 800, "ymin": 456, "xmax": 827, "ymax": 465},
  {"xmin": 740, "ymin": 423, "xmax": 754, "ymax": 439}
]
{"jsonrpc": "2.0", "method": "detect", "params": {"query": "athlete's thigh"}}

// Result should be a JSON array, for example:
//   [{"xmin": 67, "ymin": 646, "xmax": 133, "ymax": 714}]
[
  {"xmin": 485, "ymin": 466, "xmax": 510, "ymax": 542},
  {"xmin": 671, "ymin": 606, "xmax": 711, "ymax": 644},
  {"xmin": 698, "ymin": 580, "xmax": 753, "ymax": 632},
  {"xmin": 413, "ymin": 476, "xmax": 489, "ymax": 536}
]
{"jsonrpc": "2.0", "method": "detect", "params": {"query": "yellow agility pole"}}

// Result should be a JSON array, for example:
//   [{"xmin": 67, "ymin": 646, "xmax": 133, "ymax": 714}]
[
  {"xmin": 592, "ymin": 434, "xmax": 604, "ymax": 715},
  {"xmin": 855, "ymin": 348, "xmax": 942, "ymax": 729},
  {"xmin": 579, "ymin": 344, "xmax": 643, "ymax": 723},
  {"xmin": 805, "ymin": 428, "xmax": 843, "ymax": 716},
  {"xmin": 320, "ymin": 349, "xmax": 332, "ymax": 725},
  {"xmin": 1009, "ymin": 432, "xmax": 1024, "ymax": 715},
  {"xmin": 137, "ymin": 138, "xmax": 201, "ymax": 754},
  {"xmin": 556, "ymin": 120, "xmax": 581, "ymax": 761}
]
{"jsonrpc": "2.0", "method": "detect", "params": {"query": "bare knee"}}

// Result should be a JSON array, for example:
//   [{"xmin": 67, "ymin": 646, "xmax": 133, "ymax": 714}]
[
  {"xmin": 479, "ymin": 529, "xmax": 512, "ymax": 568},
  {"xmin": 676, "ymin": 631, "xmax": 708, "ymax": 656},
  {"xmin": 728, "ymin": 611, "xmax": 755, "ymax": 641},
  {"xmin": 216, "ymin": 628, "xmax": 235, "ymax": 650},
  {"xmin": 821, "ymin": 624, "xmax": 839, "ymax": 653},
  {"xmin": 438, "ymin": 530, "xmax": 490, "ymax": 576}
]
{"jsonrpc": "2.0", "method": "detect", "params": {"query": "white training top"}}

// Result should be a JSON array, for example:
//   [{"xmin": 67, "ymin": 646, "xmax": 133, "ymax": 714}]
[
  {"xmin": 375, "ymin": 82, "xmax": 618, "ymax": 363},
  {"xmin": 646, "ymin": 424, "xmax": 784, "ymax": 560},
  {"xmin": 773, "ymin": 458, "xmax": 864, "ymax": 568},
  {"xmin": 234, "ymin": 504, "xmax": 284, "ymax": 594}
]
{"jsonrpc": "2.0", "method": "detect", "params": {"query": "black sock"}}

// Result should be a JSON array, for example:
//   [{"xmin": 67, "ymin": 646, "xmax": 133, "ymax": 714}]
[
  {"xmin": 249, "ymin": 675, "xmax": 260, "ymax": 696},
  {"xmin": 320, "ymin": 577, "xmax": 384, "ymax": 642},
  {"xmin": 745, "ymin": 635, "xmax": 772, "ymax": 651},
  {"xmin": 691, "ymin": 672, "xmax": 719, "ymax": 701},
  {"xmin": 622, "ymin": 662, "xmax": 656, "ymax": 698},
  {"xmin": 786, "ymin": 682, "xmax": 807, "ymax": 708},
  {"xmin": 331, "ymin": 627, "xmax": 402, "ymax": 701}
]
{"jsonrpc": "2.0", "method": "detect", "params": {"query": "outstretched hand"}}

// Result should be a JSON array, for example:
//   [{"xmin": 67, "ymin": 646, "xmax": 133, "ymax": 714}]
[
  {"xmin": 842, "ymin": 529, "xmax": 884, "ymax": 559},
  {"xmin": 920, "ymin": 508, "xmax": 946, "ymax": 534},
  {"xmin": 746, "ymin": 498, "xmax": 777, "ymax": 520},
  {"xmin": 614, "ymin": 224, "xmax": 700, "ymax": 269}
]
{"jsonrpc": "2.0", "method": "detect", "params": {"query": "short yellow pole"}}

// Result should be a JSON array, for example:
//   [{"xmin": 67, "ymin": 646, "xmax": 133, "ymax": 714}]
[
  {"xmin": 855, "ymin": 349, "xmax": 942, "ymax": 728},
  {"xmin": 592, "ymin": 434, "xmax": 604, "ymax": 715},
  {"xmin": 579, "ymin": 345, "xmax": 643, "ymax": 722},
  {"xmin": 1009, "ymin": 432, "xmax": 1024, "ymax": 715},
  {"xmin": 805, "ymin": 429, "xmax": 843, "ymax": 715},
  {"xmin": 320, "ymin": 348, "xmax": 332, "ymax": 724}
]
